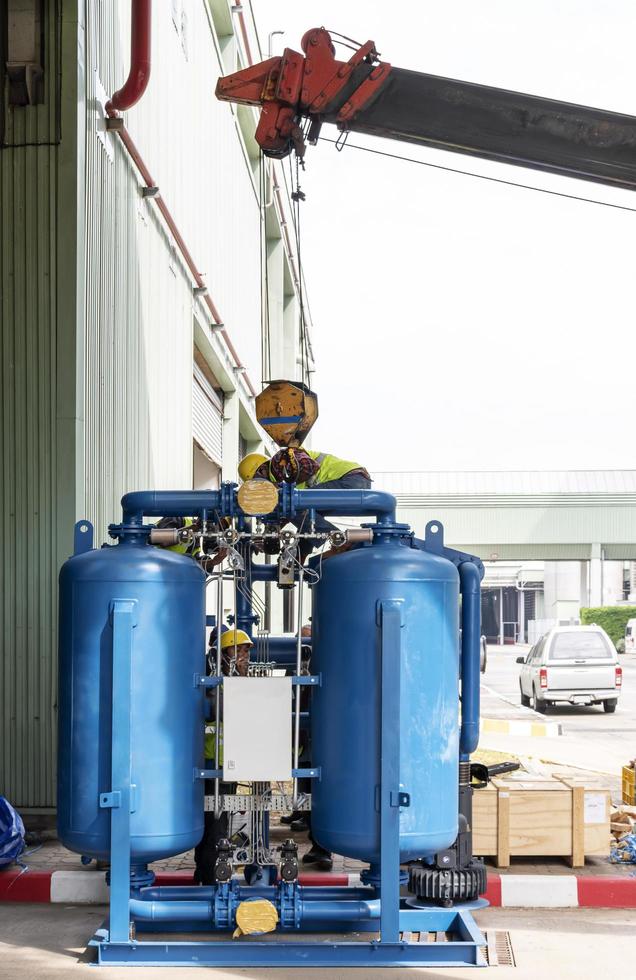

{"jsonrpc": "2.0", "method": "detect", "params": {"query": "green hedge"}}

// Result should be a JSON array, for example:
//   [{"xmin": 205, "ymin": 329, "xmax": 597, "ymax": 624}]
[{"xmin": 580, "ymin": 606, "xmax": 636, "ymax": 646}]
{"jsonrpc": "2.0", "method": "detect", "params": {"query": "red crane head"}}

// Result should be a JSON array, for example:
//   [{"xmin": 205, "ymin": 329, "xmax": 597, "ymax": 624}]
[{"xmin": 215, "ymin": 28, "xmax": 391, "ymax": 159}]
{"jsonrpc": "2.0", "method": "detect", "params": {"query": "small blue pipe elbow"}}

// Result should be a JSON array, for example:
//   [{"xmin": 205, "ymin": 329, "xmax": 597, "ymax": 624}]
[{"xmin": 459, "ymin": 561, "xmax": 481, "ymax": 757}]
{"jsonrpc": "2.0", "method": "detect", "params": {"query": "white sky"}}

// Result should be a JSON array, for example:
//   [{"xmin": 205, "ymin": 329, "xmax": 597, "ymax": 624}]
[{"xmin": 254, "ymin": 1, "xmax": 636, "ymax": 474}]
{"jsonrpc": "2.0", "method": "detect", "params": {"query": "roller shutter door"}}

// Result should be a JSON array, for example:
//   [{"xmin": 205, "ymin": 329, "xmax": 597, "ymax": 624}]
[{"xmin": 192, "ymin": 363, "xmax": 223, "ymax": 464}]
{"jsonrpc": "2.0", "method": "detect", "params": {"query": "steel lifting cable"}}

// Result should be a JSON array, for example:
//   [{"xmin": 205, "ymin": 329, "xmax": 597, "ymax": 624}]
[
  {"xmin": 258, "ymin": 154, "xmax": 265, "ymax": 384},
  {"xmin": 258, "ymin": 153, "xmax": 273, "ymax": 385},
  {"xmin": 298, "ymin": 159, "xmax": 312, "ymax": 387},
  {"xmin": 280, "ymin": 157, "xmax": 315, "ymax": 386},
  {"xmin": 318, "ymin": 135, "xmax": 636, "ymax": 215},
  {"xmin": 287, "ymin": 154, "xmax": 311, "ymax": 388},
  {"xmin": 324, "ymin": 28, "xmax": 365, "ymax": 53}
]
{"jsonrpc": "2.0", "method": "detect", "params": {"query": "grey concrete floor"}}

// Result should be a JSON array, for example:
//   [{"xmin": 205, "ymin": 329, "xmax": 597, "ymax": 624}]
[{"xmin": 1, "ymin": 903, "xmax": 635, "ymax": 979}]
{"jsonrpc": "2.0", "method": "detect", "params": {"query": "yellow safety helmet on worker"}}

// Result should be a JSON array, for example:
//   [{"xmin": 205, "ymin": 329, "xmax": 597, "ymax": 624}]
[
  {"xmin": 220, "ymin": 629, "xmax": 253, "ymax": 649},
  {"xmin": 238, "ymin": 453, "xmax": 268, "ymax": 482}
]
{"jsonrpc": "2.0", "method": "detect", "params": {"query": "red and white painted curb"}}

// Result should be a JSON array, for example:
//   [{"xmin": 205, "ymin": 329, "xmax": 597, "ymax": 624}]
[
  {"xmin": 1, "ymin": 869, "xmax": 636, "ymax": 907},
  {"xmin": 484, "ymin": 874, "xmax": 636, "ymax": 908},
  {"xmin": 0, "ymin": 869, "xmax": 361, "ymax": 903}
]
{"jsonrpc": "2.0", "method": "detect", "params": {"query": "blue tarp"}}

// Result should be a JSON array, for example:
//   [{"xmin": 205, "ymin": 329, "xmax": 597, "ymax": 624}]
[{"xmin": 0, "ymin": 796, "xmax": 26, "ymax": 867}]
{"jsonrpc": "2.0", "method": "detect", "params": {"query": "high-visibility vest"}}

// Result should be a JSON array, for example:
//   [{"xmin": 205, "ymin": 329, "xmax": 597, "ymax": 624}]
[
  {"xmin": 204, "ymin": 722, "xmax": 223, "ymax": 764},
  {"xmin": 296, "ymin": 451, "xmax": 363, "ymax": 489}
]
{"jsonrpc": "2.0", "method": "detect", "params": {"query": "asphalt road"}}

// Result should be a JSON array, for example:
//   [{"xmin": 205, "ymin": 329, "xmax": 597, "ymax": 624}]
[{"xmin": 480, "ymin": 645, "xmax": 636, "ymax": 779}]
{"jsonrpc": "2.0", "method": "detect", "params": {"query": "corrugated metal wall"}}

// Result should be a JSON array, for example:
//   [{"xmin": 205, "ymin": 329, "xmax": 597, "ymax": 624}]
[
  {"xmin": 1, "ymin": 1, "xmax": 307, "ymax": 808},
  {"xmin": 0, "ymin": 2, "xmax": 64, "ymax": 807}
]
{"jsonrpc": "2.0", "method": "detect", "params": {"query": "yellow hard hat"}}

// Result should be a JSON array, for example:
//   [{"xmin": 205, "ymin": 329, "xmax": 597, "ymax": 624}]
[
  {"xmin": 238, "ymin": 453, "xmax": 268, "ymax": 482},
  {"xmin": 221, "ymin": 629, "xmax": 253, "ymax": 650}
]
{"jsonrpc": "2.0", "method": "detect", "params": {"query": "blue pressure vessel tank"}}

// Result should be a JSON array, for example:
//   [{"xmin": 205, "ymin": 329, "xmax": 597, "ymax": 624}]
[
  {"xmin": 310, "ymin": 530, "xmax": 459, "ymax": 865},
  {"xmin": 57, "ymin": 535, "xmax": 205, "ymax": 861}
]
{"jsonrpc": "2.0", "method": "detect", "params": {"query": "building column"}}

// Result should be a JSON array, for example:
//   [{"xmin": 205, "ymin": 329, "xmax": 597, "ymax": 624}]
[
  {"xmin": 589, "ymin": 543, "xmax": 603, "ymax": 607},
  {"xmin": 580, "ymin": 561, "xmax": 589, "ymax": 608},
  {"xmin": 222, "ymin": 388, "xmax": 240, "ymax": 482},
  {"xmin": 602, "ymin": 561, "xmax": 625, "ymax": 605},
  {"xmin": 518, "ymin": 588, "xmax": 525, "ymax": 643}
]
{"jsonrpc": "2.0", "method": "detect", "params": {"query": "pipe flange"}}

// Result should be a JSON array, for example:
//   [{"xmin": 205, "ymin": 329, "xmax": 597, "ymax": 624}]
[
  {"xmin": 362, "ymin": 521, "xmax": 412, "ymax": 539},
  {"xmin": 108, "ymin": 522, "xmax": 153, "ymax": 542}
]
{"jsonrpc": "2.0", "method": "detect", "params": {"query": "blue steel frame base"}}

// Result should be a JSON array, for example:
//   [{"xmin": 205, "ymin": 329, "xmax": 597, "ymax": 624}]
[{"xmin": 90, "ymin": 903, "xmax": 486, "ymax": 967}]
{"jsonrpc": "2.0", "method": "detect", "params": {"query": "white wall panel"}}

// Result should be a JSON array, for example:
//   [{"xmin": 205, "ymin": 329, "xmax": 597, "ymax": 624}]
[
  {"xmin": 83, "ymin": 1, "xmax": 258, "ymax": 539},
  {"xmin": 120, "ymin": 1, "xmax": 262, "ymax": 384}
]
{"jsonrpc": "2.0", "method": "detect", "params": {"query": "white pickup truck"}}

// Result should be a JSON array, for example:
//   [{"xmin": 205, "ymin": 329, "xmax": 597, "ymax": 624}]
[{"xmin": 518, "ymin": 625, "xmax": 622, "ymax": 714}]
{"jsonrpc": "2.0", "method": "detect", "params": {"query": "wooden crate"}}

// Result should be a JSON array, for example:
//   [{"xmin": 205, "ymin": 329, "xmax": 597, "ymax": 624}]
[
  {"xmin": 472, "ymin": 773, "xmax": 610, "ymax": 867},
  {"xmin": 622, "ymin": 764, "xmax": 635, "ymax": 805}
]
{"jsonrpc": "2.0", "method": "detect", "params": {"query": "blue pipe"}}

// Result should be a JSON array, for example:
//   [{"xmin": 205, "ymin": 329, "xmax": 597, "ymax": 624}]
[
  {"xmin": 129, "ymin": 899, "xmax": 380, "ymax": 925},
  {"xmin": 250, "ymin": 563, "xmax": 279, "ymax": 582},
  {"xmin": 459, "ymin": 561, "xmax": 481, "ymax": 757},
  {"xmin": 129, "ymin": 899, "xmax": 212, "ymax": 922},
  {"xmin": 268, "ymin": 636, "xmax": 310, "ymax": 651},
  {"xmin": 292, "ymin": 489, "xmax": 396, "ymax": 524},
  {"xmin": 122, "ymin": 490, "xmax": 222, "ymax": 525},
  {"xmin": 139, "ymin": 887, "xmax": 215, "ymax": 901},
  {"xmin": 130, "ymin": 891, "xmax": 381, "ymax": 926},
  {"xmin": 138, "ymin": 886, "xmax": 374, "ymax": 903},
  {"xmin": 266, "ymin": 636, "xmax": 310, "ymax": 666},
  {"xmin": 300, "ymin": 899, "xmax": 381, "ymax": 922},
  {"xmin": 300, "ymin": 888, "xmax": 374, "ymax": 901},
  {"xmin": 121, "ymin": 487, "xmax": 396, "ymax": 526}
]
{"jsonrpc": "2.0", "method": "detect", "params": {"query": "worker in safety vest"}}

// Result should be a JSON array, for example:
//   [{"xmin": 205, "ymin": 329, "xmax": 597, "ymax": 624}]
[
  {"xmin": 239, "ymin": 450, "xmax": 371, "ymax": 500},
  {"xmin": 240, "ymin": 448, "xmax": 372, "ymax": 555},
  {"xmin": 154, "ymin": 516, "xmax": 227, "ymax": 571},
  {"xmin": 194, "ymin": 628, "xmax": 252, "ymax": 885}
]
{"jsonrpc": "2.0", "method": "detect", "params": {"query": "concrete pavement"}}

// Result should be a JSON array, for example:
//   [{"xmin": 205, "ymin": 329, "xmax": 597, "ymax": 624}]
[{"xmin": 1, "ymin": 903, "xmax": 634, "ymax": 978}]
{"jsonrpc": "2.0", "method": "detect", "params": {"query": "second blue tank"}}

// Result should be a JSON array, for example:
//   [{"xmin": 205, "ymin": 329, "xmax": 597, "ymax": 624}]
[{"xmin": 310, "ymin": 529, "xmax": 459, "ymax": 865}]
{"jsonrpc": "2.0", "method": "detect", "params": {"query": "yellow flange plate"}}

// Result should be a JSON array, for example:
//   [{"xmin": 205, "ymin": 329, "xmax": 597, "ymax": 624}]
[{"xmin": 233, "ymin": 898, "xmax": 279, "ymax": 938}]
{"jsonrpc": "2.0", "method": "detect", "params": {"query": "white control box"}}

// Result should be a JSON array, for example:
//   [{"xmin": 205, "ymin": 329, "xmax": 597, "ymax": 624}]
[{"xmin": 222, "ymin": 676, "xmax": 292, "ymax": 781}]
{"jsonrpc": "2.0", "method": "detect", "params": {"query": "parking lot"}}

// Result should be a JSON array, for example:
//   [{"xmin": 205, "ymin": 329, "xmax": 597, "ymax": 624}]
[{"xmin": 480, "ymin": 645, "xmax": 636, "ymax": 787}]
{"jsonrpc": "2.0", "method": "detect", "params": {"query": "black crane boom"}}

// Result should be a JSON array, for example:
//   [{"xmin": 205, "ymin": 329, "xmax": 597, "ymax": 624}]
[{"xmin": 216, "ymin": 27, "xmax": 636, "ymax": 191}]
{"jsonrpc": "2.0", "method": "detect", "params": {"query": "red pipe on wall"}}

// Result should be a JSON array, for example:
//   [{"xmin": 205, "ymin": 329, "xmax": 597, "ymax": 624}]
[
  {"xmin": 106, "ymin": 0, "xmax": 152, "ymax": 115},
  {"xmin": 105, "ymin": 0, "xmax": 257, "ymax": 398}
]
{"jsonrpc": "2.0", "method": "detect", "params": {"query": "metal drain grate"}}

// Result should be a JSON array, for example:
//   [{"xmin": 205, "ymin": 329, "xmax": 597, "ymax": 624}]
[
  {"xmin": 484, "ymin": 931, "xmax": 516, "ymax": 967},
  {"xmin": 399, "ymin": 931, "xmax": 450, "ymax": 943}
]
